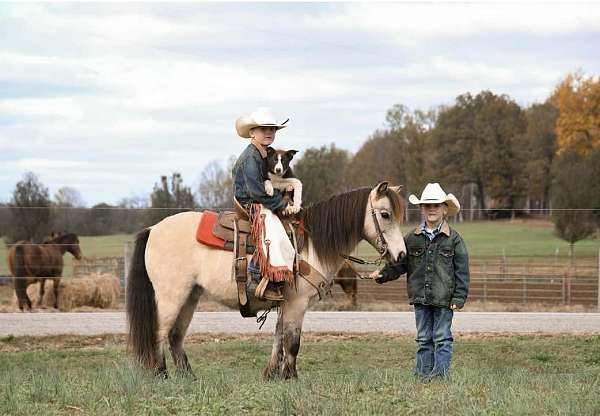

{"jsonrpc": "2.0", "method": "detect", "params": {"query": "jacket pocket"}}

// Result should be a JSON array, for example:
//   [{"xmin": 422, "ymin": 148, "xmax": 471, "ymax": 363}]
[
  {"xmin": 439, "ymin": 248, "xmax": 454, "ymax": 260},
  {"xmin": 438, "ymin": 247, "xmax": 455, "ymax": 281},
  {"xmin": 408, "ymin": 246, "xmax": 425, "ymax": 270}
]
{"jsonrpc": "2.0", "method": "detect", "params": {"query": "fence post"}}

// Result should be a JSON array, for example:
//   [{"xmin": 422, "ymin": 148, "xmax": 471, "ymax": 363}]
[
  {"xmin": 123, "ymin": 241, "xmax": 133, "ymax": 289},
  {"xmin": 483, "ymin": 276, "xmax": 488, "ymax": 303},
  {"xmin": 597, "ymin": 248, "xmax": 600, "ymax": 312},
  {"xmin": 566, "ymin": 262, "xmax": 572, "ymax": 306}
]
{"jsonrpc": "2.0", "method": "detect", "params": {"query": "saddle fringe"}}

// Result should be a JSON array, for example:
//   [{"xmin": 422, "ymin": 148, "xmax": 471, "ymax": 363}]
[{"xmin": 249, "ymin": 204, "xmax": 294, "ymax": 283}]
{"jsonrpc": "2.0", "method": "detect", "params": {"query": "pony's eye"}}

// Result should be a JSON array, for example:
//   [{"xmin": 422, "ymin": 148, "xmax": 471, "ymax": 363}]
[{"xmin": 380, "ymin": 211, "xmax": 390, "ymax": 220}]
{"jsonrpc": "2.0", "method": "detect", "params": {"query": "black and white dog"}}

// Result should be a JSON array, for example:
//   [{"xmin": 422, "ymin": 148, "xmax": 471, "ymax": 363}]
[{"xmin": 264, "ymin": 148, "xmax": 303, "ymax": 215}]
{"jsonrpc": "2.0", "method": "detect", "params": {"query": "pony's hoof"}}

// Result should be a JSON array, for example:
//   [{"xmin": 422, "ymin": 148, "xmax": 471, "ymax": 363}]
[
  {"xmin": 262, "ymin": 366, "xmax": 281, "ymax": 381},
  {"xmin": 281, "ymin": 366, "xmax": 298, "ymax": 380},
  {"xmin": 155, "ymin": 369, "xmax": 169, "ymax": 380}
]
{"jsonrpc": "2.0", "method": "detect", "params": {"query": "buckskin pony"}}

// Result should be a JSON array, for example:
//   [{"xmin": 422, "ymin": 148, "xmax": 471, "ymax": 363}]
[
  {"xmin": 7, "ymin": 232, "xmax": 82, "ymax": 311},
  {"xmin": 126, "ymin": 182, "xmax": 406, "ymax": 379}
]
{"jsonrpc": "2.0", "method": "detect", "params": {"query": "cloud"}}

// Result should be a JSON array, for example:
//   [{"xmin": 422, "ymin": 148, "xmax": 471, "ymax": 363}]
[
  {"xmin": 308, "ymin": 3, "xmax": 600, "ymax": 42},
  {"xmin": 0, "ymin": 97, "xmax": 85, "ymax": 121},
  {"xmin": 1, "ymin": 2, "xmax": 599, "ymax": 204}
]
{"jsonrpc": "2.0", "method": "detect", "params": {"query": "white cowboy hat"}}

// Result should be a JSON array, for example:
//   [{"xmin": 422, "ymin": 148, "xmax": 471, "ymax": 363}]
[
  {"xmin": 408, "ymin": 183, "xmax": 460, "ymax": 216},
  {"xmin": 235, "ymin": 107, "xmax": 289, "ymax": 138}
]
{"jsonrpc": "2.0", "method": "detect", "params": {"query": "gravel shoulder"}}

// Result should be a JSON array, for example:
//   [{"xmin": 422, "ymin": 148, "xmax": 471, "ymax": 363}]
[{"xmin": 1, "ymin": 311, "xmax": 599, "ymax": 337}]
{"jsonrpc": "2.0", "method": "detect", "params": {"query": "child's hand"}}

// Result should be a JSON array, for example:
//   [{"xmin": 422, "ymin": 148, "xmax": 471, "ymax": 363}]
[
  {"xmin": 264, "ymin": 180, "xmax": 274, "ymax": 196},
  {"xmin": 374, "ymin": 261, "xmax": 406, "ymax": 284},
  {"xmin": 450, "ymin": 304, "xmax": 460, "ymax": 310}
]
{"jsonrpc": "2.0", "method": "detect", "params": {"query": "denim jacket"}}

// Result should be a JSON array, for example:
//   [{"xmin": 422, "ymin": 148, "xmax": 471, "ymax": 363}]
[
  {"xmin": 232, "ymin": 143, "xmax": 288, "ymax": 213},
  {"xmin": 404, "ymin": 221, "xmax": 470, "ymax": 308}
]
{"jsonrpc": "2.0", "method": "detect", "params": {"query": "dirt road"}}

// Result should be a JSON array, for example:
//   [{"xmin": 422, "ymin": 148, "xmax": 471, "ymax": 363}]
[{"xmin": 1, "ymin": 312, "xmax": 599, "ymax": 336}]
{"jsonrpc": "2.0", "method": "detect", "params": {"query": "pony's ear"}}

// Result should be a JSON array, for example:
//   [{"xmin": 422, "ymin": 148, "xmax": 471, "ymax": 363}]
[
  {"xmin": 390, "ymin": 185, "xmax": 403, "ymax": 195},
  {"xmin": 287, "ymin": 149, "xmax": 298, "ymax": 158},
  {"xmin": 375, "ymin": 181, "xmax": 389, "ymax": 197}
]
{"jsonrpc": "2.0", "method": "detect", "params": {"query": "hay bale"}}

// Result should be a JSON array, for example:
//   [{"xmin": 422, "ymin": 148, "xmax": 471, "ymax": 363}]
[{"xmin": 13, "ymin": 273, "xmax": 121, "ymax": 311}]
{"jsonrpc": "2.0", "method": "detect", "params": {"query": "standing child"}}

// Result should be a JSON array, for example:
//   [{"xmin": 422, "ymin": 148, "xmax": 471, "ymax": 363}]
[{"xmin": 375, "ymin": 182, "xmax": 470, "ymax": 380}]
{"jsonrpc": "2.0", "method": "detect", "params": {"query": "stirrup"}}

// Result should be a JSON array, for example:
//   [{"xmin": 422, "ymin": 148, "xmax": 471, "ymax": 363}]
[{"xmin": 255, "ymin": 276, "xmax": 284, "ymax": 301}]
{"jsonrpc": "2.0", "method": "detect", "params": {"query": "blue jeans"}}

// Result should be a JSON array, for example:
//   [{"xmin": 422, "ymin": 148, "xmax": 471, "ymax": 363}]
[
  {"xmin": 248, "ymin": 259, "xmax": 261, "ymax": 283},
  {"xmin": 414, "ymin": 304, "xmax": 454, "ymax": 378}
]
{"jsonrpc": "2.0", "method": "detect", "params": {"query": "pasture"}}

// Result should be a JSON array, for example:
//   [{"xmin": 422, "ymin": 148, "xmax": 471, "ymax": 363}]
[
  {"xmin": 0, "ymin": 220, "xmax": 598, "ymax": 312},
  {"xmin": 1, "ymin": 333, "xmax": 599, "ymax": 415},
  {"xmin": 0, "ymin": 220, "xmax": 599, "ymax": 277}
]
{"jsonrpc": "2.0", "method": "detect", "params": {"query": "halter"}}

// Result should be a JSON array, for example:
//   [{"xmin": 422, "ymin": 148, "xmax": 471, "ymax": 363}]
[{"xmin": 341, "ymin": 194, "xmax": 389, "ymax": 270}]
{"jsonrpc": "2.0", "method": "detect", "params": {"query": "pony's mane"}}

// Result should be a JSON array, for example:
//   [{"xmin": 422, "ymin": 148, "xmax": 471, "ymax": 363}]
[{"xmin": 303, "ymin": 187, "xmax": 404, "ymax": 267}]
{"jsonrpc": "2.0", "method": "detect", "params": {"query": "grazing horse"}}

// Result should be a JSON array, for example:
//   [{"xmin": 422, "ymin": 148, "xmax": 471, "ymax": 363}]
[
  {"xmin": 7, "ymin": 232, "xmax": 82, "ymax": 311},
  {"xmin": 127, "ymin": 182, "xmax": 406, "ymax": 379}
]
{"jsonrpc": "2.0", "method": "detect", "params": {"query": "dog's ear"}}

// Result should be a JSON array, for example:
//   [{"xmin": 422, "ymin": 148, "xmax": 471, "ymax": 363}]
[
  {"xmin": 267, "ymin": 147, "xmax": 276, "ymax": 156},
  {"xmin": 286, "ymin": 150, "xmax": 298, "ymax": 159}
]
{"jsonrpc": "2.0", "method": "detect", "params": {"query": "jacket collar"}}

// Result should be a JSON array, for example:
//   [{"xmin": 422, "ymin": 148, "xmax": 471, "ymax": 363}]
[
  {"xmin": 414, "ymin": 220, "xmax": 450, "ymax": 237},
  {"xmin": 250, "ymin": 139, "xmax": 268, "ymax": 158}
]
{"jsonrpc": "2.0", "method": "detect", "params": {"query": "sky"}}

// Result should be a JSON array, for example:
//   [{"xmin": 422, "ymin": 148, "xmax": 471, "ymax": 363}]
[{"xmin": 1, "ymin": 2, "xmax": 600, "ymax": 206}]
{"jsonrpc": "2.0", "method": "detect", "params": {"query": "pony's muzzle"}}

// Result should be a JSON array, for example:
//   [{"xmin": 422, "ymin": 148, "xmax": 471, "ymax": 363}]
[{"xmin": 395, "ymin": 251, "xmax": 406, "ymax": 264}]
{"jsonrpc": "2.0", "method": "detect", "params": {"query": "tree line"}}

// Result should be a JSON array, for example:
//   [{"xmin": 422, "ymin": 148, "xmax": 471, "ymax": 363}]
[{"xmin": 1, "ymin": 72, "xmax": 599, "ymax": 249}]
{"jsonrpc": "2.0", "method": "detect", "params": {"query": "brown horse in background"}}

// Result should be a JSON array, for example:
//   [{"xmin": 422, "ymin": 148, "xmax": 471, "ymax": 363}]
[
  {"xmin": 334, "ymin": 261, "xmax": 359, "ymax": 307},
  {"xmin": 7, "ymin": 232, "xmax": 82, "ymax": 311}
]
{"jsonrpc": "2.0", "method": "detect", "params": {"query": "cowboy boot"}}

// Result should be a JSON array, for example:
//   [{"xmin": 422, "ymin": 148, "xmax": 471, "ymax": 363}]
[{"xmin": 255, "ymin": 276, "xmax": 284, "ymax": 301}]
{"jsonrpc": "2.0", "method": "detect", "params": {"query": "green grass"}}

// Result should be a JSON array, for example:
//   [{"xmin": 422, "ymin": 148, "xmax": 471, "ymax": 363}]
[
  {"xmin": 450, "ymin": 220, "xmax": 600, "ymax": 258},
  {"xmin": 0, "ymin": 334, "xmax": 599, "ymax": 415},
  {"xmin": 78, "ymin": 234, "xmax": 134, "ymax": 258},
  {"xmin": 352, "ymin": 220, "xmax": 600, "ymax": 259}
]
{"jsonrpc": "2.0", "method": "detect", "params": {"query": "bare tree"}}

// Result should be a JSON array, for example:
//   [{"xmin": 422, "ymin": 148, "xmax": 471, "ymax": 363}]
[
  {"xmin": 113, "ymin": 195, "xmax": 149, "ymax": 233},
  {"xmin": 6, "ymin": 172, "xmax": 52, "ymax": 243},
  {"xmin": 54, "ymin": 187, "xmax": 85, "ymax": 208},
  {"xmin": 52, "ymin": 186, "xmax": 86, "ymax": 234},
  {"xmin": 196, "ymin": 158, "xmax": 234, "ymax": 209}
]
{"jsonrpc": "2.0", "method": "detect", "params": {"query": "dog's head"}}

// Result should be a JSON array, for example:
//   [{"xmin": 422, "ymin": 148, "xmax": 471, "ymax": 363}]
[{"xmin": 266, "ymin": 148, "xmax": 298, "ymax": 176}]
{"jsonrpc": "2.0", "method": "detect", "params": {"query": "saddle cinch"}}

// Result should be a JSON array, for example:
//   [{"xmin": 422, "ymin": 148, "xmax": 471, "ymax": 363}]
[{"xmin": 196, "ymin": 203, "xmax": 256, "ymax": 316}]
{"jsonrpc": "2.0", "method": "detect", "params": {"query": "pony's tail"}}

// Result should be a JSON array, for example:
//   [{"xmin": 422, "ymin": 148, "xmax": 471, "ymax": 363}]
[
  {"xmin": 13, "ymin": 245, "xmax": 31, "ymax": 310},
  {"xmin": 126, "ymin": 228, "xmax": 158, "ymax": 369}
]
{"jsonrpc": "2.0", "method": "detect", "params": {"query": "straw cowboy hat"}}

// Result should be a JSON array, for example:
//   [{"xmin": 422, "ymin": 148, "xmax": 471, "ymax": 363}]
[
  {"xmin": 235, "ymin": 107, "xmax": 289, "ymax": 138},
  {"xmin": 408, "ymin": 183, "xmax": 461, "ymax": 216}
]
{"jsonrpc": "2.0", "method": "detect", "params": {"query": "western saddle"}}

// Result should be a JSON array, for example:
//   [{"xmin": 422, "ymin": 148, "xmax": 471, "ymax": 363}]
[{"xmin": 209, "ymin": 199, "xmax": 329, "ymax": 318}]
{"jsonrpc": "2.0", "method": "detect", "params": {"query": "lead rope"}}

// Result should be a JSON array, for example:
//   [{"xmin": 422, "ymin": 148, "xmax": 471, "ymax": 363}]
[{"xmin": 257, "ymin": 306, "xmax": 275, "ymax": 330}]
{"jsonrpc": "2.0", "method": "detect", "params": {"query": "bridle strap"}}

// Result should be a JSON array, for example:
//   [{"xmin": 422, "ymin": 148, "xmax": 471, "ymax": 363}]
[
  {"xmin": 340, "ymin": 194, "xmax": 389, "ymax": 271},
  {"xmin": 369, "ymin": 196, "xmax": 388, "ymax": 257}
]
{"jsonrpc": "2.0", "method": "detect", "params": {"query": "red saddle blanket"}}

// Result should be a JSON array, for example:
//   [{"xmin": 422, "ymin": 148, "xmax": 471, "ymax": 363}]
[{"xmin": 196, "ymin": 211, "xmax": 226, "ymax": 249}]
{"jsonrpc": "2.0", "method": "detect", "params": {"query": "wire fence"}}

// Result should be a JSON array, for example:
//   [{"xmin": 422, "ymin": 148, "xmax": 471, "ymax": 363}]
[
  {"xmin": 0, "ymin": 206, "xmax": 598, "ymax": 308},
  {"xmin": 2, "ymin": 252, "xmax": 597, "ymax": 309}
]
